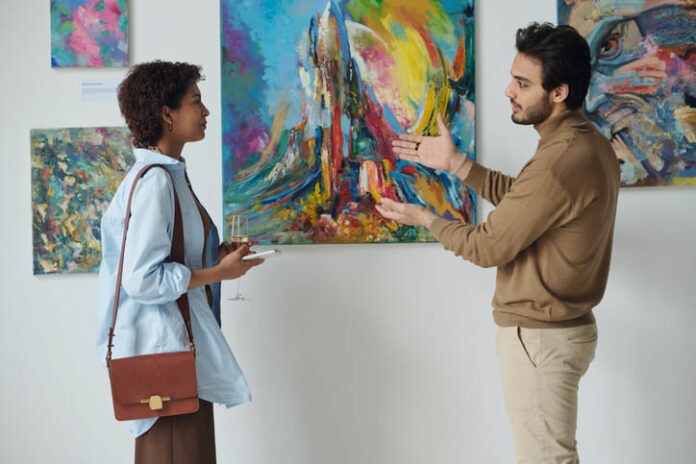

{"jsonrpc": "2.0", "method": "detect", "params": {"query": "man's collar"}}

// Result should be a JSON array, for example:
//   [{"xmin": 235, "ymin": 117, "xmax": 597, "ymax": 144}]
[{"xmin": 534, "ymin": 109, "xmax": 586, "ymax": 140}]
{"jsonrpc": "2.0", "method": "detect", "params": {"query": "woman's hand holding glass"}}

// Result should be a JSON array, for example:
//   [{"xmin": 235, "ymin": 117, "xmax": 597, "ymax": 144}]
[
  {"xmin": 187, "ymin": 243, "xmax": 263, "ymax": 291},
  {"xmin": 217, "ymin": 243, "xmax": 263, "ymax": 281},
  {"xmin": 227, "ymin": 214, "xmax": 261, "ymax": 301}
]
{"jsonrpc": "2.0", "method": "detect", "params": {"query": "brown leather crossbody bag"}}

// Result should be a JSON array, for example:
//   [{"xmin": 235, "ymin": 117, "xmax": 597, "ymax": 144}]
[{"xmin": 106, "ymin": 164, "xmax": 199, "ymax": 421}]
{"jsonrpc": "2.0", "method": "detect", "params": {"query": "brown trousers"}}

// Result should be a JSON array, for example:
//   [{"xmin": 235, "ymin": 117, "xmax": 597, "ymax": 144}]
[{"xmin": 134, "ymin": 400, "xmax": 216, "ymax": 464}]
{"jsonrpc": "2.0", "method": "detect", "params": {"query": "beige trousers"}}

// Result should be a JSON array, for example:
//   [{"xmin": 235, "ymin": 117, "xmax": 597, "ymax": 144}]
[{"xmin": 496, "ymin": 324, "xmax": 597, "ymax": 464}]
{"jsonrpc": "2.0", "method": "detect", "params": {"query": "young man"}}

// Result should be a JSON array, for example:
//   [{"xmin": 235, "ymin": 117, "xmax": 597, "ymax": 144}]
[{"xmin": 377, "ymin": 23, "xmax": 620, "ymax": 463}]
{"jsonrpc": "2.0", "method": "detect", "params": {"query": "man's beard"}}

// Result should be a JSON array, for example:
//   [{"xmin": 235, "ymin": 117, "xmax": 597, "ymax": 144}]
[{"xmin": 511, "ymin": 91, "xmax": 552, "ymax": 125}]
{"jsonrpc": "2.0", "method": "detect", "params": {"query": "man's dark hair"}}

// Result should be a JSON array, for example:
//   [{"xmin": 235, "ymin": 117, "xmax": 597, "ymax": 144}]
[
  {"xmin": 515, "ymin": 22, "xmax": 591, "ymax": 110},
  {"xmin": 117, "ymin": 60, "xmax": 202, "ymax": 148}
]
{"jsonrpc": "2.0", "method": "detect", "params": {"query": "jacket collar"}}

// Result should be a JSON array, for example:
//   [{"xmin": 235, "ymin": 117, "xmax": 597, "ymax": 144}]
[{"xmin": 133, "ymin": 148, "xmax": 187, "ymax": 171}]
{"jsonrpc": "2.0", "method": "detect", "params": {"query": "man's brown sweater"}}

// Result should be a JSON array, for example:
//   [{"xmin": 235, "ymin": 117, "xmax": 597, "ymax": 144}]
[{"xmin": 430, "ymin": 110, "xmax": 620, "ymax": 328}]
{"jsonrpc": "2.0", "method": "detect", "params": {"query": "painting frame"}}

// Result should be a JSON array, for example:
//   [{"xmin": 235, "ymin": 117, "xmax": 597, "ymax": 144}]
[
  {"xmin": 558, "ymin": 0, "xmax": 696, "ymax": 187},
  {"xmin": 220, "ymin": 0, "xmax": 477, "ymax": 244},
  {"xmin": 31, "ymin": 127, "xmax": 134, "ymax": 275}
]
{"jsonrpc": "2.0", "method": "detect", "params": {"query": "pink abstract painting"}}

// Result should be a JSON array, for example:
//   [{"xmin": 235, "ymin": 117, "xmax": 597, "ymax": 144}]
[{"xmin": 51, "ymin": 0, "xmax": 128, "ymax": 68}]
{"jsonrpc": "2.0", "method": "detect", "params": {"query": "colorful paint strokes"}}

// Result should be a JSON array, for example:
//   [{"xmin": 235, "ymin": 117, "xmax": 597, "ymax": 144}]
[
  {"xmin": 221, "ymin": 0, "xmax": 476, "ymax": 244},
  {"xmin": 559, "ymin": 0, "xmax": 696, "ymax": 186},
  {"xmin": 31, "ymin": 127, "xmax": 134, "ymax": 274},
  {"xmin": 51, "ymin": 0, "xmax": 128, "ymax": 68}
]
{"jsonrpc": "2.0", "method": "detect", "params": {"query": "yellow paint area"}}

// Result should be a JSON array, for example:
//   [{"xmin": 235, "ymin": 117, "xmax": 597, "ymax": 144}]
[{"xmin": 412, "ymin": 172, "xmax": 468, "ymax": 222}]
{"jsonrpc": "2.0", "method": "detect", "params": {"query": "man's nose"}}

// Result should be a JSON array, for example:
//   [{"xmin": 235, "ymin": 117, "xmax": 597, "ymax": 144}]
[{"xmin": 504, "ymin": 83, "xmax": 514, "ymax": 99}]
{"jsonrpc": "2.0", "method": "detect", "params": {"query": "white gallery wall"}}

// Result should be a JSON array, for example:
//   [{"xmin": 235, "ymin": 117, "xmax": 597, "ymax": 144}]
[{"xmin": 1, "ymin": 0, "xmax": 694, "ymax": 462}]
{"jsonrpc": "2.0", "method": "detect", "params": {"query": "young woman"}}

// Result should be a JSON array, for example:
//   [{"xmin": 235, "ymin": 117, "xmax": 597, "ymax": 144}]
[{"xmin": 96, "ymin": 60, "xmax": 263, "ymax": 463}]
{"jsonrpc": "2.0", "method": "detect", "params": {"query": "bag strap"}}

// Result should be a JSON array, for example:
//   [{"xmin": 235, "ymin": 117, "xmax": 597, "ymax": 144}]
[{"xmin": 106, "ymin": 164, "xmax": 195, "ymax": 367}]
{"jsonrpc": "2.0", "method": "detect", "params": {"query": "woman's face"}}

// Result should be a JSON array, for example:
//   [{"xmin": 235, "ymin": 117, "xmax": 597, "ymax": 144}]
[{"xmin": 169, "ymin": 83, "xmax": 210, "ymax": 144}]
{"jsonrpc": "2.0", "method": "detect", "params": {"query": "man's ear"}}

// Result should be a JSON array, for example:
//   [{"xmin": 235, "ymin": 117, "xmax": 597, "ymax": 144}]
[{"xmin": 551, "ymin": 83, "xmax": 569, "ymax": 104}]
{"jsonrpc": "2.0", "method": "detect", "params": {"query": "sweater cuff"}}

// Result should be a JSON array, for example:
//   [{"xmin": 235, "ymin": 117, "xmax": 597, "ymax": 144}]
[
  {"xmin": 464, "ymin": 161, "xmax": 487, "ymax": 192},
  {"xmin": 430, "ymin": 217, "xmax": 451, "ymax": 242}
]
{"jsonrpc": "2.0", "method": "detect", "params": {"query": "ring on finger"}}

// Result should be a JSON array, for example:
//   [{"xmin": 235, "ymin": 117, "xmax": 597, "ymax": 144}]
[{"xmin": 414, "ymin": 142, "xmax": 421, "ymax": 151}]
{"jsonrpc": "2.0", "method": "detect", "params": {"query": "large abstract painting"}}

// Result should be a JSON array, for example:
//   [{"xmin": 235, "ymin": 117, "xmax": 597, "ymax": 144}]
[
  {"xmin": 31, "ymin": 127, "xmax": 134, "ymax": 274},
  {"xmin": 221, "ymin": 0, "xmax": 476, "ymax": 243},
  {"xmin": 559, "ymin": 0, "xmax": 696, "ymax": 186},
  {"xmin": 51, "ymin": 0, "xmax": 128, "ymax": 68}
]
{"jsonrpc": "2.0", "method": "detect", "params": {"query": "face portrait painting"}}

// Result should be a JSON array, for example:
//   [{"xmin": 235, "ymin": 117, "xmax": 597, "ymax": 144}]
[{"xmin": 559, "ymin": 0, "xmax": 696, "ymax": 186}]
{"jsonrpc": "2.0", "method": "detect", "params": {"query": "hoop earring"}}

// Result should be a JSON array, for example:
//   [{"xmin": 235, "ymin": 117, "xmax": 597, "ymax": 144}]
[{"xmin": 168, "ymin": 122, "xmax": 173, "ymax": 132}]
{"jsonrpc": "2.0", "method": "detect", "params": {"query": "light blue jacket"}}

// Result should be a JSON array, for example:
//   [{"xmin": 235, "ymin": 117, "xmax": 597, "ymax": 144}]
[{"xmin": 95, "ymin": 148, "xmax": 250, "ymax": 437}]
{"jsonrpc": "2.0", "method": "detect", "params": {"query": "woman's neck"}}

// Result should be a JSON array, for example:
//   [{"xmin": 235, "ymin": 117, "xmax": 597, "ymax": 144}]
[{"xmin": 149, "ymin": 138, "xmax": 183, "ymax": 160}]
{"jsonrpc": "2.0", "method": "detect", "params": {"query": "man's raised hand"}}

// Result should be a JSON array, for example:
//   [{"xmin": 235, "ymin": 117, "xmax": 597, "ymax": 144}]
[{"xmin": 391, "ymin": 113, "xmax": 458, "ymax": 171}]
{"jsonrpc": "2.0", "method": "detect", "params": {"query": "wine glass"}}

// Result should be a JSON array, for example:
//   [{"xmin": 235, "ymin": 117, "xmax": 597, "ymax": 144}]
[{"xmin": 228, "ymin": 214, "xmax": 250, "ymax": 302}]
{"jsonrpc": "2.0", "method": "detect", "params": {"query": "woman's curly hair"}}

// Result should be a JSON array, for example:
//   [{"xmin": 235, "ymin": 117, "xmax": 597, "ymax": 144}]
[{"xmin": 117, "ymin": 60, "xmax": 202, "ymax": 148}]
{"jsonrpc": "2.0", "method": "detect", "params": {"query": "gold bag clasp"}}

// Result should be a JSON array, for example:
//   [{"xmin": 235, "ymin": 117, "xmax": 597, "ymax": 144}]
[{"xmin": 140, "ymin": 395, "xmax": 171, "ymax": 410}]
